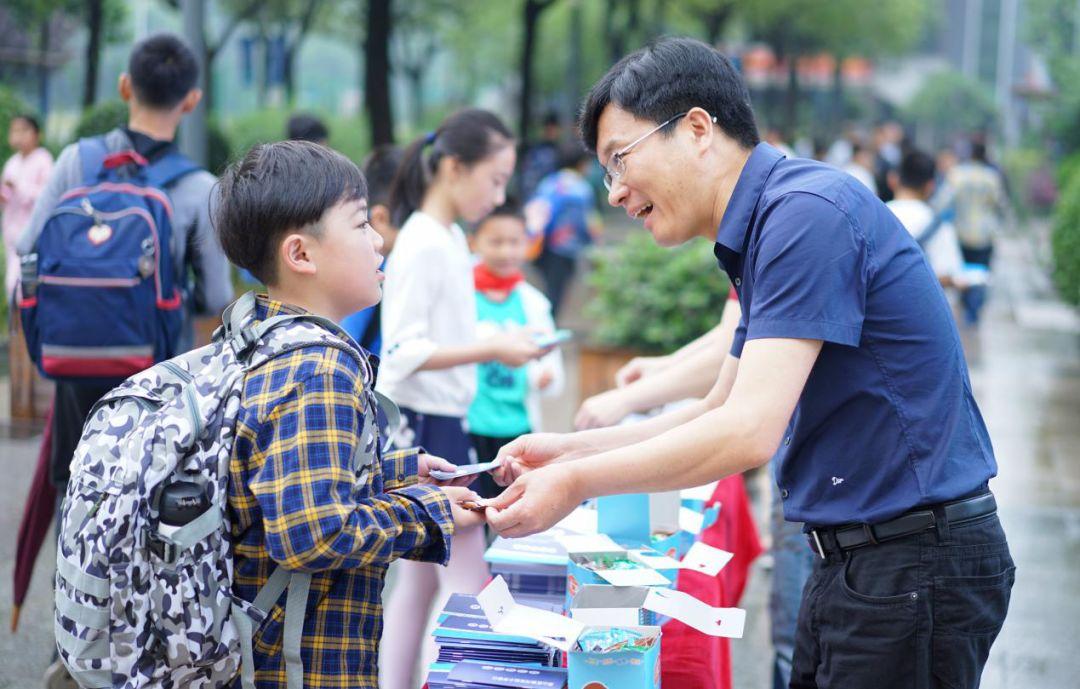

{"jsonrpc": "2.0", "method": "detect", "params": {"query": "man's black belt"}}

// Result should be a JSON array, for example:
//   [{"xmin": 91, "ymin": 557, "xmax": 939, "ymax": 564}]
[{"xmin": 807, "ymin": 492, "xmax": 997, "ymax": 559}]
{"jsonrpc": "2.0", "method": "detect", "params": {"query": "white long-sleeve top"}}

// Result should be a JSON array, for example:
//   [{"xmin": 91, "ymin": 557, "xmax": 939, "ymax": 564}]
[{"xmin": 376, "ymin": 211, "xmax": 478, "ymax": 416}]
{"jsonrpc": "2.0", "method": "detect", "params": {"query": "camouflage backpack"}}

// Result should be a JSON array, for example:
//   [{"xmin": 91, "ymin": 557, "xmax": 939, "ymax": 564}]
[{"xmin": 54, "ymin": 292, "xmax": 390, "ymax": 689}]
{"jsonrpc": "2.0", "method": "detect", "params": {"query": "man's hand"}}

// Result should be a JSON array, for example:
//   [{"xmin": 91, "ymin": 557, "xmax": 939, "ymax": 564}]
[
  {"xmin": 484, "ymin": 464, "xmax": 585, "ymax": 538},
  {"xmin": 441, "ymin": 486, "xmax": 487, "ymax": 529},
  {"xmin": 574, "ymin": 389, "xmax": 632, "ymax": 430},
  {"xmin": 491, "ymin": 432, "xmax": 587, "ymax": 486},
  {"xmin": 614, "ymin": 355, "xmax": 668, "ymax": 387}
]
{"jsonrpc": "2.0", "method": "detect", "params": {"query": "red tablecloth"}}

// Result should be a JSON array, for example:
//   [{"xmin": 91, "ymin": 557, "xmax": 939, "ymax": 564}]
[{"xmin": 660, "ymin": 474, "xmax": 763, "ymax": 689}]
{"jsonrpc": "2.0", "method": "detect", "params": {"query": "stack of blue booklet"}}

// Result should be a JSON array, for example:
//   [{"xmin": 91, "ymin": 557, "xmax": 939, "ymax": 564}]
[
  {"xmin": 483, "ymin": 529, "xmax": 574, "ymax": 613},
  {"xmin": 426, "ymin": 660, "xmax": 568, "ymax": 689}
]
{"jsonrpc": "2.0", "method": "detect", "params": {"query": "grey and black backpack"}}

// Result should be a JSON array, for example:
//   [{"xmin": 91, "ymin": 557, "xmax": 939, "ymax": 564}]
[{"xmin": 54, "ymin": 292, "xmax": 390, "ymax": 689}]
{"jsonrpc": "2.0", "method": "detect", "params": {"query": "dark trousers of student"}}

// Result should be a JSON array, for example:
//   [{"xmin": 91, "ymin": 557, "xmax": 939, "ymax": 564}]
[
  {"xmin": 790, "ymin": 509, "xmax": 1014, "ymax": 689},
  {"xmin": 534, "ymin": 247, "xmax": 576, "ymax": 319}
]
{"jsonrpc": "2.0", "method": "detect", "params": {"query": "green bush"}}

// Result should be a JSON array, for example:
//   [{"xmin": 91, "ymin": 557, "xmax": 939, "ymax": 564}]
[
  {"xmin": 1051, "ymin": 165, "xmax": 1080, "ymax": 306},
  {"xmin": 222, "ymin": 109, "xmax": 371, "ymax": 165},
  {"xmin": 73, "ymin": 100, "xmax": 129, "ymax": 139},
  {"xmin": 585, "ymin": 234, "xmax": 731, "ymax": 354}
]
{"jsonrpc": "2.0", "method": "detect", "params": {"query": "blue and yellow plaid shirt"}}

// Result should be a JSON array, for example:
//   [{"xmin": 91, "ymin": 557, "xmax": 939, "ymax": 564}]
[{"xmin": 227, "ymin": 296, "xmax": 453, "ymax": 688}]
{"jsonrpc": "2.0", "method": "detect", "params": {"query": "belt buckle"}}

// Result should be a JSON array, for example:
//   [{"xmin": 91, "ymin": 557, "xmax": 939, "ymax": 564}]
[{"xmin": 811, "ymin": 530, "xmax": 826, "ymax": 559}]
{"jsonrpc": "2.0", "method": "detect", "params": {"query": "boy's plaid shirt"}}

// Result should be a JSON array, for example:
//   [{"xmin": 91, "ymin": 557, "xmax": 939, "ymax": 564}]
[{"xmin": 227, "ymin": 296, "xmax": 453, "ymax": 688}]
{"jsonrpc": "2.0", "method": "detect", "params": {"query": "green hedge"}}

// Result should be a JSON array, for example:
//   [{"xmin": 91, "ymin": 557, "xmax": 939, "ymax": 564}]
[
  {"xmin": 586, "ymin": 234, "xmax": 731, "ymax": 354},
  {"xmin": 1052, "ymin": 164, "xmax": 1080, "ymax": 306}
]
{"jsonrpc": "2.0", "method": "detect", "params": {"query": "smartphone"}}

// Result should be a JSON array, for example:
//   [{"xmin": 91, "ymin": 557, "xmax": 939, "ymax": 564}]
[{"xmin": 533, "ymin": 329, "xmax": 573, "ymax": 349}]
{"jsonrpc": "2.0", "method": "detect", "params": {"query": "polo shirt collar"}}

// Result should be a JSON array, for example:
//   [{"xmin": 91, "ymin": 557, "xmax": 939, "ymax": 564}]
[{"xmin": 715, "ymin": 142, "xmax": 785, "ymax": 254}]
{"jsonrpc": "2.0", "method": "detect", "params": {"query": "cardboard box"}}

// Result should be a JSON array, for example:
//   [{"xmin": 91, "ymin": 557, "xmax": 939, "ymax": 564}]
[
  {"xmin": 597, "ymin": 492, "xmax": 680, "ymax": 544},
  {"xmin": 565, "ymin": 546, "xmax": 671, "ymax": 610},
  {"xmin": 569, "ymin": 585, "xmax": 659, "ymax": 627}
]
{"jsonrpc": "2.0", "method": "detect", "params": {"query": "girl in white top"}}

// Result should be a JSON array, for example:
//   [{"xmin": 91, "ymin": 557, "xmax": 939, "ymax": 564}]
[{"xmin": 378, "ymin": 109, "xmax": 545, "ymax": 689}]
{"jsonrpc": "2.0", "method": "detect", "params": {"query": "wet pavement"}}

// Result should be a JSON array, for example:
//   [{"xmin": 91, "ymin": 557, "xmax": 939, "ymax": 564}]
[{"xmin": 0, "ymin": 224, "xmax": 1076, "ymax": 687}]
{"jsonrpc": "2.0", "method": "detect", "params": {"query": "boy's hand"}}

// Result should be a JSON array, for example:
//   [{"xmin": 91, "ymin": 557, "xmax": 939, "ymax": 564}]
[
  {"xmin": 487, "ymin": 331, "xmax": 546, "ymax": 368},
  {"xmin": 441, "ymin": 486, "xmax": 487, "ymax": 529},
  {"xmin": 492, "ymin": 432, "xmax": 588, "ymax": 486},
  {"xmin": 418, "ymin": 453, "xmax": 475, "ymax": 487}
]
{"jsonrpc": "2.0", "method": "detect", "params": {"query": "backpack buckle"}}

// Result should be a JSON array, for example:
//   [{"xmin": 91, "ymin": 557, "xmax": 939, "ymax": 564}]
[
  {"xmin": 145, "ymin": 528, "xmax": 180, "ymax": 564},
  {"xmin": 230, "ymin": 326, "xmax": 259, "ymax": 358}
]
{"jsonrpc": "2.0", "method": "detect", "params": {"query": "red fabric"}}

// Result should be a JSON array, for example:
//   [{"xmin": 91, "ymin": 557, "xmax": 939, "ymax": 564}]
[
  {"xmin": 12, "ymin": 402, "xmax": 56, "ymax": 631},
  {"xmin": 660, "ymin": 474, "xmax": 763, "ymax": 689},
  {"xmin": 42, "ymin": 355, "xmax": 153, "ymax": 378},
  {"xmin": 473, "ymin": 263, "xmax": 524, "ymax": 293}
]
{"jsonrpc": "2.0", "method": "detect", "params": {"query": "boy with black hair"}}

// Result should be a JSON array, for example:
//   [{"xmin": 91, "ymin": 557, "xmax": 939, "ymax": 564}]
[
  {"xmin": 285, "ymin": 113, "xmax": 329, "ymax": 145},
  {"xmin": 19, "ymin": 31, "xmax": 233, "ymax": 689},
  {"xmin": 467, "ymin": 199, "xmax": 563, "ymax": 498},
  {"xmin": 215, "ymin": 139, "xmax": 482, "ymax": 688},
  {"xmin": 887, "ymin": 149, "xmax": 964, "ymax": 289},
  {"xmin": 340, "ymin": 144, "xmax": 404, "ymax": 354}
]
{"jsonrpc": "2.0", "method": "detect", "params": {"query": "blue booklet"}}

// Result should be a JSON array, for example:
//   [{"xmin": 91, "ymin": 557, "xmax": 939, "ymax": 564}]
[{"xmin": 448, "ymin": 660, "xmax": 568, "ymax": 689}]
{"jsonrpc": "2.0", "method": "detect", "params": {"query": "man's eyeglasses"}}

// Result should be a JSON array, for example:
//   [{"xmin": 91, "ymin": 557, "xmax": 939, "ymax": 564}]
[{"xmin": 602, "ymin": 112, "xmax": 697, "ymax": 191}]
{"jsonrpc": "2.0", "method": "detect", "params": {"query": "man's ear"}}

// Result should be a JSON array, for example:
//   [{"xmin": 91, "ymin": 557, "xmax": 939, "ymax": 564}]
[
  {"xmin": 179, "ymin": 88, "xmax": 203, "ymax": 115},
  {"xmin": 118, "ymin": 73, "xmax": 132, "ymax": 102},
  {"xmin": 685, "ymin": 107, "xmax": 715, "ymax": 153},
  {"xmin": 279, "ymin": 233, "xmax": 318, "ymax": 277}
]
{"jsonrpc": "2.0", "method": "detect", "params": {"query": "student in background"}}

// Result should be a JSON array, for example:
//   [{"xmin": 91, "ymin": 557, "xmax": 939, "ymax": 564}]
[
  {"xmin": 887, "ymin": 150, "xmax": 965, "ymax": 291},
  {"xmin": 528, "ymin": 144, "xmax": 602, "ymax": 318},
  {"xmin": 468, "ymin": 199, "xmax": 564, "ymax": 499},
  {"xmin": 1, "ymin": 114, "xmax": 53, "ymax": 299},
  {"xmin": 285, "ymin": 112, "xmax": 329, "ymax": 145},
  {"xmin": 340, "ymin": 145, "xmax": 403, "ymax": 355},
  {"xmin": 377, "ymin": 108, "xmax": 547, "ymax": 689}
]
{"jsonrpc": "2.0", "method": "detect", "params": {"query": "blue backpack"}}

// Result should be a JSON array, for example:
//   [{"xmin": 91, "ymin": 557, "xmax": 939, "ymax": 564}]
[{"xmin": 20, "ymin": 136, "xmax": 199, "ymax": 384}]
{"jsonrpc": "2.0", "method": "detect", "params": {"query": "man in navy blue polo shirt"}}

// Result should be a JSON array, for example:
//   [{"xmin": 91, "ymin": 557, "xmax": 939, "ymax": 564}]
[{"xmin": 484, "ymin": 37, "xmax": 1013, "ymax": 688}]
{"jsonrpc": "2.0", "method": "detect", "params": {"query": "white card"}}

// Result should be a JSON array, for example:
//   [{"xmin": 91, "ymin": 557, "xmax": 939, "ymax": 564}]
[
  {"xmin": 430, "ymin": 459, "xmax": 500, "ymax": 481},
  {"xmin": 595, "ymin": 567, "xmax": 671, "ymax": 587},
  {"xmin": 681, "ymin": 481, "xmax": 719, "ymax": 502},
  {"xmin": 642, "ymin": 587, "xmax": 746, "ymax": 639},
  {"xmin": 679, "ymin": 507, "xmax": 707, "ymax": 535},
  {"xmin": 477, "ymin": 576, "xmax": 584, "ymax": 651},
  {"xmin": 679, "ymin": 542, "xmax": 735, "ymax": 577},
  {"xmin": 558, "ymin": 533, "xmax": 623, "ymax": 554},
  {"xmin": 556, "ymin": 506, "xmax": 598, "ymax": 534}
]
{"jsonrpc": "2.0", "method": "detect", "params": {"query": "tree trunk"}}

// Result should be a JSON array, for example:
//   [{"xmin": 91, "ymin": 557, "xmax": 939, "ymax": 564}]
[
  {"xmin": 831, "ymin": 54, "xmax": 844, "ymax": 136},
  {"xmin": 284, "ymin": 43, "xmax": 296, "ymax": 104},
  {"xmin": 606, "ymin": 0, "xmax": 622, "ymax": 64},
  {"xmin": 407, "ymin": 68, "xmax": 424, "ymax": 128},
  {"xmin": 365, "ymin": 0, "xmax": 395, "ymax": 147},
  {"xmin": 704, "ymin": 8, "xmax": 732, "ymax": 46},
  {"xmin": 567, "ymin": 0, "xmax": 583, "ymax": 119},
  {"xmin": 38, "ymin": 16, "xmax": 51, "ymax": 116},
  {"xmin": 519, "ymin": 0, "xmax": 544, "ymax": 143},
  {"xmin": 784, "ymin": 51, "xmax": 799, "ymax": 138},
  {"xmin": 83, "ymin": 0, "xmax": 104, "ymax": 108}
]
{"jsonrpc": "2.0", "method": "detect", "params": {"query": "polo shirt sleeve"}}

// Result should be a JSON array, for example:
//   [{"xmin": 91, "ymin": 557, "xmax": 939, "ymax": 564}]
[{"xmin": 738, "ymin": 193, "xmax": 869, "ymax": 352}]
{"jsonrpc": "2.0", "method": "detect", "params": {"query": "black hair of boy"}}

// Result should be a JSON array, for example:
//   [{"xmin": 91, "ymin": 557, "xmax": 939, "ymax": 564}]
[
  {"xmin": 579, "ymin": 37, "xmax": 760, "ymax": 153},
  {"xmin": 557, "ymin": 142, "xmax": 590, "ymax": 171},
  {"xmin": 215, "ymin": 140, "xmax": 368, "ymax": 285},
  {"xmin": 389, "ymin": 108, "xmax": 513, "ymax": 227},
  {"xmin": 898, "ymin": 150, "xmax": 937, "ymax": 191},
  {"xmin": 287, "ymin": 113, "xmax": 330, "ymax": 143},
  {"xmin": 13, "ymin": 113, "xmax": 41, "ymax": 134},
  {"xmin": 478, "ymin": 198, "xmax": 526, "ymax": 228},
  {"xmin": 362, "ymin": 145, "xmax": 404, "ymax": 207},
  {"xmin": 128, "ymin": 33, "xmax": 199, "ymax": 109}
]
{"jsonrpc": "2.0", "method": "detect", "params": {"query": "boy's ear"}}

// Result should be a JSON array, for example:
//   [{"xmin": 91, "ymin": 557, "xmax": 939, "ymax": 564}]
[
  {"xmin": 371, "ymin": 204, "xmax": 392, "ymax": 228},
  {"xmin": 279, "ymin": 233, "xmax": 318, "ymax": 277},
  {"xmin": 118, "ymin": 73, "xmax": 133, "ymax": 102},
  {"xmin": 179, "ymin": 89, "xmax": 203, "ymax": 115}
]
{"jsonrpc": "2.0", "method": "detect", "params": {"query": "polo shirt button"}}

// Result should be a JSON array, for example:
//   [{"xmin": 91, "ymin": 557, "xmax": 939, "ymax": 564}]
[
  {"xmin": 781, "ymin": 489, "xmax": 790, "ymax": 499},
  {"xmin": 734, "ymin": 277, "xmax": 742, "ymax": 286},
  {"xmin": 784, "ymin": 435, "xmax": 791, "ymax": 446},
  {"xmin": 397, "ymin": 474, "xmax": 405, "ymax": 482}
]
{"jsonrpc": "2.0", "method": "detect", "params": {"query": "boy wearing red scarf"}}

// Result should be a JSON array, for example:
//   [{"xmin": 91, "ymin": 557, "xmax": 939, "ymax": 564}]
[{"xmin": 468, "ymin": 201, "xmax": 564, "ymax": 498}]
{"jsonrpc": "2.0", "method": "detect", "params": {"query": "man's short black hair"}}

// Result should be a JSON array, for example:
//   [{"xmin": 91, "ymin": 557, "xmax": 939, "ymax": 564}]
[
  {"xmin": 214, "ymin": 140, "xmax": 368, "ymax": 285},
  {"xmin": 362, "ymin": 145, "xmax": 403, "ymax": 207},
  {"xmin": 128, "ymin": 33, "xmax": 199, "ymax": 109},
  {"xmin": 287, "ymin": 113, "xmax": 329, "ymax": 143},
  {"xmin": 898, "ymin": 150, "xmax": 937, "ymax": 190},
  {"xmin": 579, "ymin": 37, "xmax": 760, "ymax": 153}
]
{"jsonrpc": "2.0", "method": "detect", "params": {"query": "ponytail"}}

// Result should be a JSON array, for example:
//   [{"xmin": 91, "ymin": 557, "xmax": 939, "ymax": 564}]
[{"xmin": 389, "ymin": 108, "xmax": 514, "ymax": 227}]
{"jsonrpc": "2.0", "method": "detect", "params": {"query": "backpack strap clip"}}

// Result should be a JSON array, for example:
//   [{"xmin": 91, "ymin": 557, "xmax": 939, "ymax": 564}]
[{"xmin": 144, "ymin": 528, "xmax": 180, "ymax": 564}]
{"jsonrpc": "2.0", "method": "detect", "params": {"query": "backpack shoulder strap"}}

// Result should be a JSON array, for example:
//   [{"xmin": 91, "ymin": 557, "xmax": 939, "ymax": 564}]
[
  {"xmin": 145, "ymin": 150, "xmax": 201, "ymax": 190},
  {"xmin": 917, "ymin": 206, "xmax": 953, "ymax": 248},
  {"xmin": 77, "ymin": 136, "xmax": 110, "ymax": 186}
]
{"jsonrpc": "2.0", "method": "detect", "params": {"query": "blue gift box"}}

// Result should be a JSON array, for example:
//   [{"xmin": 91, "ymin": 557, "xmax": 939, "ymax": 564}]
[{"xmin": 567, "ymin": 626, "xmax": 662, "ymax": 689}]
